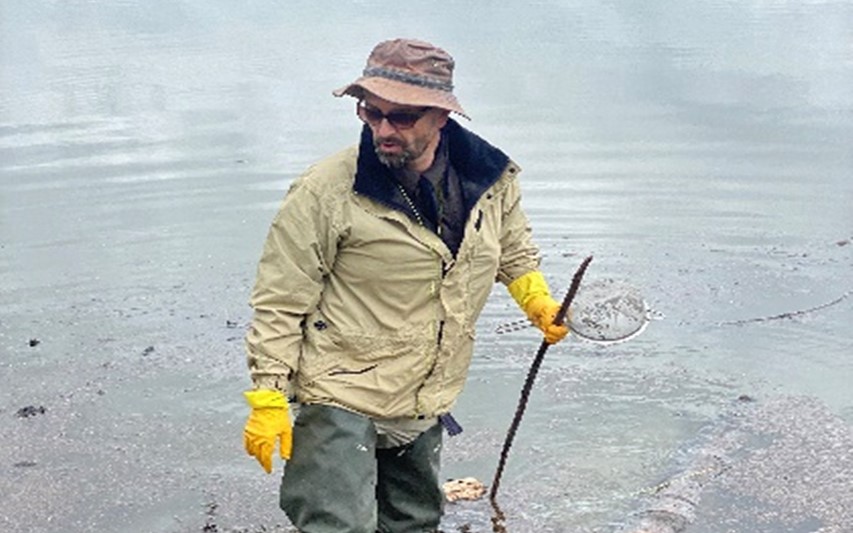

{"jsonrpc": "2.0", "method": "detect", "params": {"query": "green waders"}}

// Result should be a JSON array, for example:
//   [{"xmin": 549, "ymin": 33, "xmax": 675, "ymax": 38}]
[{"xmin": 280, "ymin": 404, "xmax": 445, "ymax": 533}]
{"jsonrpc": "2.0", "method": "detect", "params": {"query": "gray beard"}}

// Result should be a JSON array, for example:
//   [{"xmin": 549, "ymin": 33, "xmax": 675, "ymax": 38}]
[{"xmin": 375, "ymin": 146, "xmax": 413, "ymax": 169}]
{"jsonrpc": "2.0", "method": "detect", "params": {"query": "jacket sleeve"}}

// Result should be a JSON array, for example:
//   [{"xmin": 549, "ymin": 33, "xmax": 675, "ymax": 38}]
[
  {"xmin": 244, "ymin": 175, "xmax": 340, "ymax": 394},
  {"xmin": 496, "ymin": 167, "xmax": 542, "ymax": 286}
]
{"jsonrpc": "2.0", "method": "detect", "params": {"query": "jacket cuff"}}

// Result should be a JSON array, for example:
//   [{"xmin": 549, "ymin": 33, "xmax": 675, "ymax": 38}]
[{"xmin": 251, "ymin": 374, "xmax": 291, "ymax": 397}]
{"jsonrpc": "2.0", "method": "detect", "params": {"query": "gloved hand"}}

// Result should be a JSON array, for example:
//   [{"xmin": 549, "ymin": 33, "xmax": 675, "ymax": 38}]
[
  {"xmin": 508, "ymin": 270, "xmax": 569, "ymax": 345},
  {"xmin": 243, "ymin": 389, "xmax": 292, "ymax": 473},
  {"xmin": 522, "ymin": 295, "xmax": 569, "ymax": 344}
]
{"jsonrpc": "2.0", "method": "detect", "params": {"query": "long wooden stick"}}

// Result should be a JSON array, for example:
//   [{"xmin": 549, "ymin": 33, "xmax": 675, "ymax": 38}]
[{"xmin": 489, "ymin": 256, "xmax": 593, "ymax": 532}]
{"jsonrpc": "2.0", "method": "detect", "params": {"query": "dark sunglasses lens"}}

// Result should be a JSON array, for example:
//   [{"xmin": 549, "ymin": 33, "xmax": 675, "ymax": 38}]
[
  {"xmin": 360, "ymin": 106, "xmax": 383, "ymax": 123},
  {"xmin": 358, "ymin": 104, "xmax": 422, "ymax": 129},
  {"xmin": 386, "ymin": 112, "xmax": 420, "ymax": 128}
]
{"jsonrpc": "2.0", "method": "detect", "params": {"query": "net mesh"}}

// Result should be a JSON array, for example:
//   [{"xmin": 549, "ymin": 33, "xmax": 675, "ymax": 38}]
[{"xmin": 568, "ymin": 278, "xmax": 649, "ymax": 343}]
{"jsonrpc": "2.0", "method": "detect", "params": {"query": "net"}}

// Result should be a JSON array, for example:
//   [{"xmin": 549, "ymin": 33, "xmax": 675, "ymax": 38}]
[{"xmin": 568, "ymin": 278, "xmax": 649, "ymax": 344}]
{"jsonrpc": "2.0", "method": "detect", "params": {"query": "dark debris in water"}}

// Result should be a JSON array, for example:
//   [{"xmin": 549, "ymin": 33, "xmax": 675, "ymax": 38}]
[
  {"xmin": 13, "ymin": 461, "xmax": 37, "ymax": 468},
  {"xmin": 719, "ymin": 289, "xmax": 852, "ymax": 326},
  {"xmin": 142, "ymin": 345, "xmax": 155, "ymax": 356},
  {"xmin": 202, "ymin": 502, "xmax": 218, "ymax": 532},
  {"xmin": 201, "ymin": 499, "xmax": 295, "ymax": 533},
  {"xmin": 28, "ymin": 338, "xmax": 40, "ymax": 347},
  {"xmin": 15, "ymin": 405, "xmax": 46, "ymax": 418}
]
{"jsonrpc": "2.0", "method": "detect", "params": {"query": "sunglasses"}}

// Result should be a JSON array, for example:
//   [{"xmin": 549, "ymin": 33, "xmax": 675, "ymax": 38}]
[{"xmin": 356, "ymin": 101, "xmax": 431, "ymax": 130}]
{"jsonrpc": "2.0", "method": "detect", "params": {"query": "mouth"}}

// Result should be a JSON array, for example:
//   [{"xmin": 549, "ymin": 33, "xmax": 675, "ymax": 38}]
[{"xmin": 376, "ymin": 138, "xmax": 403, "ymax": 153}]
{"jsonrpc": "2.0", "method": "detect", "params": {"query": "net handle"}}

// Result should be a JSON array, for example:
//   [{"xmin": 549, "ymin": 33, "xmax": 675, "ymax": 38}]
[
  {"xmin": 554, "ymin": 256, "xmax": 593, "ymax": 327},
  {"xmin": 489, "ymin": 255, "xmax": 593, "ymax": 530}
]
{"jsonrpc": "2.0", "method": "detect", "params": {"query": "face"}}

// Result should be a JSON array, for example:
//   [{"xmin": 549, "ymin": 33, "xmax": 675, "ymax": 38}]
[{"xmin": 360, "ymin": 94, "xmax": 449, "ymax": 172}]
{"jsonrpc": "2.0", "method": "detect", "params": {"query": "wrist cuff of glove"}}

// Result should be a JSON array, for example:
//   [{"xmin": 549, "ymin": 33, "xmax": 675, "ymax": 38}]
[
  {"xmin": 244, "ymin": 389, "xmax": 288, "ymax": 409},
  {"xmin": 507, "ymin": 270, "xmax": 552, "ymax": 309}
]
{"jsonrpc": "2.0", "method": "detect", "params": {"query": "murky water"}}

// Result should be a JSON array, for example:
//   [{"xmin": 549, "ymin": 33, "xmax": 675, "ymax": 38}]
[{"xmin": 1, "ymin": 2, "xmax": 851, "ymax": 532}]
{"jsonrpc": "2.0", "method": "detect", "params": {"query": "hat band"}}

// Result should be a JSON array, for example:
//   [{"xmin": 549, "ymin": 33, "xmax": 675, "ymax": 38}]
[{"xmin": 363, "ymin": 66, "xmax": 453, "ymax": 92}]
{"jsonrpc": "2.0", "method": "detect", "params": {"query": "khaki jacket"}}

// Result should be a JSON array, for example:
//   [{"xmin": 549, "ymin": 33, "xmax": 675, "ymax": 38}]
[{"xmin": 246, "ymin": 120, "xmax": 540, "ymax": 418}]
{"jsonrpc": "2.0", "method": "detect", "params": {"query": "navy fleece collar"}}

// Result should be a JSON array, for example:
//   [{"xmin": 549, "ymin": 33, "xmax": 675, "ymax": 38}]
[{"xmin": 353, "ymin": 118, "xmax": 510, "ymax": 221}]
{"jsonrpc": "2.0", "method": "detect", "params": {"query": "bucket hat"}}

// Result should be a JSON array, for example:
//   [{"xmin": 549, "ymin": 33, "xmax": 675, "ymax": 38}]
[{"xmin": 333, "ymin": 38, "xmax": 469, "ymax": 119}]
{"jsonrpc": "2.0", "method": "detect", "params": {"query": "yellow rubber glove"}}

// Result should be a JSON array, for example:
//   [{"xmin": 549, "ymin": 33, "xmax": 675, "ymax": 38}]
[
  {"xmin": 507, "ymin": 270, "xmax": 569, "ymax": 345},
  {"xmin": 243, "ymin": 389, "xmax": 292, "ymax": 473}
]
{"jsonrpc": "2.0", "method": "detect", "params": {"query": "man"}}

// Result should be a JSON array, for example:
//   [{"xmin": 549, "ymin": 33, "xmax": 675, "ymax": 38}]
[{"xmin": 242, "ymin": 38, "xmax": 569, "ymax": 533}]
